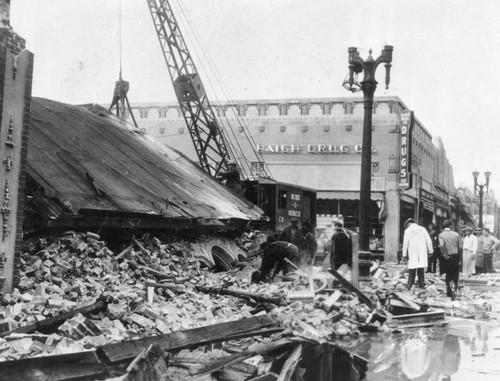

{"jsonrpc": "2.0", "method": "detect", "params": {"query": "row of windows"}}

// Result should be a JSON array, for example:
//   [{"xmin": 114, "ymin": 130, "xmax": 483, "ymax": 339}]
[
  {"xmin": 149, "ymin": 124, "xmax": 412, "ymax": 136},
  {"xmin": 133, "ymin": 101, "xmax": 400, "ymax": 119},
  {"xmin": 151, "ymin": 124, "xmax": 388, "ymax": 135},
  {"xmin": 241, "ymin": 124, "xmax": 381, "ymax": 133},
  {"xmin": 411, "ymin": 136, "xmax": 434, "ymax": 159}
]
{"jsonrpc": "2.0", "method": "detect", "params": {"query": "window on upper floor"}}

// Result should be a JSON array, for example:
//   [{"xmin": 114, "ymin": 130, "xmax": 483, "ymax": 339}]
[{"xmin": 158, "ymin": 108, "xmax": 167, "ymax": 118}]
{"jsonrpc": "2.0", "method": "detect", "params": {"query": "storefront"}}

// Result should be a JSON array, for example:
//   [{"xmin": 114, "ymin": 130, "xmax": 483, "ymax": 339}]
[
  {"xmin": 131, "ymin": 96, "xmax": 458, "ymax": 262},
  {"xmin": 434, "ymin": 186, "xmax": 450, "ymax": 229},
  {"xmin": 418, "ymin": 188, "xmax": 435, "ymax": 228}
]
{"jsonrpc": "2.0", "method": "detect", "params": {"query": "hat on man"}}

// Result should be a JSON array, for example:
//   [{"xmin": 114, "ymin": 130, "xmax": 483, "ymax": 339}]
[
  {"xmin": 443, "ymin": 219, "xmax": 453, "ymax": 228},
  {"xmin": 404, "ymin": 218, "xmax": 415, "ymax": 228},
  {"xmin": 290, "ymin": 218, "xmax": 298, "ymax": 224}
]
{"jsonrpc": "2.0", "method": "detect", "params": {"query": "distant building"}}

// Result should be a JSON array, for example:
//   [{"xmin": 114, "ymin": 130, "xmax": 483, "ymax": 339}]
[{"xmin": 128, "ymin": 96, "xmax": 460, "ymax": 261}]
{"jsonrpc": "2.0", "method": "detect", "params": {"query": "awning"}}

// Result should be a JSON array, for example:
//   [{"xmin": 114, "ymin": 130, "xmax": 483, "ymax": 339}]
[{"xmin": 317, "ymin": 191, "xmax": 384, "ymax": 201}]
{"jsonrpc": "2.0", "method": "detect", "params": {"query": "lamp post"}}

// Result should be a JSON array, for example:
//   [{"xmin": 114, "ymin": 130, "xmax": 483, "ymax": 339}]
[
  {"xmin": 344, "ymin": 45, "xmax": 393, "ymax": 254},
  {"xmin": 473, "ymin": 171, "xmax": 491, "ymax": 229}
]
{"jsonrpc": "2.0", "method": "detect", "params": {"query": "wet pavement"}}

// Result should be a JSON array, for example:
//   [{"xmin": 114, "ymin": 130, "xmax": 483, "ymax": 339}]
[{"xmin": 353, "ymin": 318, "xmax": 500, "ymax": 380}]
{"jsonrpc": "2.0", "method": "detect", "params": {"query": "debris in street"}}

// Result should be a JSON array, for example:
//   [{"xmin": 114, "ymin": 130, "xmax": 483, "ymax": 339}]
[{"xmin": 1, "ymin": 231, "xmax": 500, "ymax": 380}]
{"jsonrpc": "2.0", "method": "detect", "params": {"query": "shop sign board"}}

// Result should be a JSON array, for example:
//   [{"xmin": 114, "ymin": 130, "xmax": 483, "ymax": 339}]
[
  {"xmin": 371, "ymin": 177, "xmax": 386, "ymax": 192},
  {"xmin": 250, "ymin": 161, "xmax": 266, "ymax": 176},
  {"xmin": 256, "ymin": 143, "xmax": 376, "ymax": 154},
  {"xmin": 420, "ymin": 189, "xmax": 435, "ymax": 211},
  {"xmin": 288, "ymin": 192, "xmax": 302, "ymax": 217},
  {"xmin": 399, "ymin": 111, "xmax": 414, "ymax": 190}
]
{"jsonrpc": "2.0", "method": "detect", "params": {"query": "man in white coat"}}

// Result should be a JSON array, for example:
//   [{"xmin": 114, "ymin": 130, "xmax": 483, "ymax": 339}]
[
  {"xmin": 462, "ymin": 225, "xmax": 478, "ymax": 277},
  {"xmin": 402, "ymin": 218, "xmax": 433, "ymax": 289}
]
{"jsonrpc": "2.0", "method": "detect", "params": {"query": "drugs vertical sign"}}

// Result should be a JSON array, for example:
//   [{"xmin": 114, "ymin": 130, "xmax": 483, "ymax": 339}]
[{"xmin": 399, "ymin": 111, "xmax": 414, "ymax": 189}]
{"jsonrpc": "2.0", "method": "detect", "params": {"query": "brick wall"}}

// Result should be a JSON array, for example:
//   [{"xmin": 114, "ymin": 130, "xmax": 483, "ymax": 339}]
[{"xmin": 0, "ymin": 10, "xmax": 34, "ymax": 293}]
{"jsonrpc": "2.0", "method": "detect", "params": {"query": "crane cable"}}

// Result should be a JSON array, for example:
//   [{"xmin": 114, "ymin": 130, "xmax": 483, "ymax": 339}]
[
  {"xmin": 176, "ymin": 0, "xmax": 271, "ymax": 178},
  {"xmin": 172, "ymin": 0, "xmax": 272, "ymax": 179},
  {"xmin": 170, "ymin": 0, "xmax": 246, "ymax": 176},
  {"xmin": 118, "ymin": 0, "xmax": 122, "ymax": 80}
]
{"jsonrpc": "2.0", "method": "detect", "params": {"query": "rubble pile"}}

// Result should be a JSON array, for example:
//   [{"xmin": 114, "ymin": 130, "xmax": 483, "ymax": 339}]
[
  {"xmin": 0, "ymin": 231, "xmax": 282, "ymax": 361},
  {"xmin": 0, "ymin": 231, "xmax": 374, "ymax": 380},
  {"xmin": 1, "ymin": 231, "xmax": 500, "ymax": 380}
]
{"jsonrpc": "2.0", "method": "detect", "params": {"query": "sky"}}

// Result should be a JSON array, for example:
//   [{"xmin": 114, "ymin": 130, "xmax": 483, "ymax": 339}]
[{"xmin": 9, "ymin": 0, "xmax": 500, "ymax": 196}]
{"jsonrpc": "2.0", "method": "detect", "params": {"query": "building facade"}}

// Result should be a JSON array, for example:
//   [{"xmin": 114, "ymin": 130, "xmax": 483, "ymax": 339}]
[{"xmin": 128, "ymin": 96, "xmax": 457, "ymax": 262}]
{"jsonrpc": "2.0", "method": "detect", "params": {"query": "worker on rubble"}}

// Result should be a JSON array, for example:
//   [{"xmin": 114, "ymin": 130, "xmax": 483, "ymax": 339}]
[
  {"xmin": 298, "ymin": 225, "xmax": 318, "ymax": 268},
  {"xmin": 279, "ymin": 218, "xmax": 302, "ymax": 247},
  {"xmin": 216, "ymin": 160, "xmax": 242, "ymax": 195},
  {"xmin": 330, "ymin": 223, "xmax": 353, "ymax": 270},
  {"xmin": 253, "ymin": 236, "xmax": 299, "ymax": 283}
]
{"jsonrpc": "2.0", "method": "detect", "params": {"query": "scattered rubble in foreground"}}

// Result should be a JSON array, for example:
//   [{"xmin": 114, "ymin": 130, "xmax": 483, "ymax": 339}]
[{"xmin": 0, "ymin": 231, "xmax": 499, "ymax": 380}]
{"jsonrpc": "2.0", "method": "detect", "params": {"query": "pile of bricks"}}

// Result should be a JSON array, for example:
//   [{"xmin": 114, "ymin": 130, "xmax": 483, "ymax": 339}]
[
  {"xmin": 0, "ymin": 231, "xmax": 286, "ymax": 361},
  {"xmin": 3, "ymin": 230, "xmax": 499, "ymax": 367}
]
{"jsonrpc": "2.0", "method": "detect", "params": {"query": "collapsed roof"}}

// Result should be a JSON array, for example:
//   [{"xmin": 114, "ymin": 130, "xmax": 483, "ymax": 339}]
[{"xmin": 25, "ymin": 98, "xmax": 265, "ymax": 231}]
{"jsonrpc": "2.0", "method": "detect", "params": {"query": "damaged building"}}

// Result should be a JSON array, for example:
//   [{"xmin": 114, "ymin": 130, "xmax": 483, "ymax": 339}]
[{"xmin": 24, "ymin": 97, "xmax": 267, "ymax": 269}]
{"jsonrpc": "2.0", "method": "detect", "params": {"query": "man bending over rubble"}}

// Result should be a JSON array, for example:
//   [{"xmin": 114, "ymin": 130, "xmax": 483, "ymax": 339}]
[{"xmin": 253, "ymin": 236, "xmax": 299, "ymax": 283}]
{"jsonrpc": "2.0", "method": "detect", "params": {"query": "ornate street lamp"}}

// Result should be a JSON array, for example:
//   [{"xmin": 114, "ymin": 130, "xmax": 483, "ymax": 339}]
[
  {"xmin": 343, "ymin": 45, "xmax": 393, "ymax": 254},
  {"xmin": 473, "ymin": 171, "xmax": 491, "ymax": 229}
]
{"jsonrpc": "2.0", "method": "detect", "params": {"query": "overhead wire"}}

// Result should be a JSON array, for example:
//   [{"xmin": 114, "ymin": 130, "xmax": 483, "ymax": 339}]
[
  {"xmin": 118, "ymin": 0, "xmax": 123, "ymax": 78},
  {"xmin": 171, "ymin": 0, "xmax": 272, "ymax": 179},
  {"xmin": 171, "ymin": 0, "xmax": 249, "ymax": 178}
]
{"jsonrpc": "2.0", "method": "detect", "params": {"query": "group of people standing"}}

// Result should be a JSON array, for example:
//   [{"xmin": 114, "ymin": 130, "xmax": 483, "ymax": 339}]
[{"xmin": 403, "ymin": 218, "xmax": 499, "ymax": 298}]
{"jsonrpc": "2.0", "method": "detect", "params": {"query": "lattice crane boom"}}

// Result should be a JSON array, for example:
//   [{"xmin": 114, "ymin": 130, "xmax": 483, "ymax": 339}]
[{"xmin": 146, "ymin": 0, "xmax": 231, "ymax": 177}]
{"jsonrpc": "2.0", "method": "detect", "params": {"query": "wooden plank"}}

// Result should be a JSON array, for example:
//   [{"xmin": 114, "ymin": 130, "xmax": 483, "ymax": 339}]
[
  {"xmin": 191, "ymin": 338, "xmax": 300, "ymax": 376},
  {"xmin": 328, "ymin": 269, "xmax": 374, "ymax": 309},
  {"xmin": 0, "ymin": 300, "xmax": 107, "ymax": 337},
  {"xmin": 196, "ymin": 285, "xmax": 287, "ymax": 306},
  {"xmin": 0, "ymin": 351, "xmax": 110, "ymax": 381},
  {"xmin": 248, "ymin": 373, "xmax": 279, "ymax": 381},
  {"xmin": 101, "ymin": 315, "xmax": 278, "ymax": 364},
  {"xmin": 391, "ymin": 311, "xmax": 445, "ymax": 326},
  {"xmin": 277, "ymin": 344, "xmax": 303, "ymax": 381},
  {"xmin": 0, "ymin": 317, "xmax": 280, "ymax": 381},
  {"xmin": 393, "ymin": 292, "xmax": 421, "ymax": 311}
]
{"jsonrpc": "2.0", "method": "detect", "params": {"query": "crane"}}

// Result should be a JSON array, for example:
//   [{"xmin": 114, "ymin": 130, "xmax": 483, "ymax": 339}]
[
  {"xmin": 146, "ymin": 0, "xmax": 316, "ymax": 230},
  {"xmin": 146, "ymin": 0, "xmax": 234, "ymax": 177}
]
